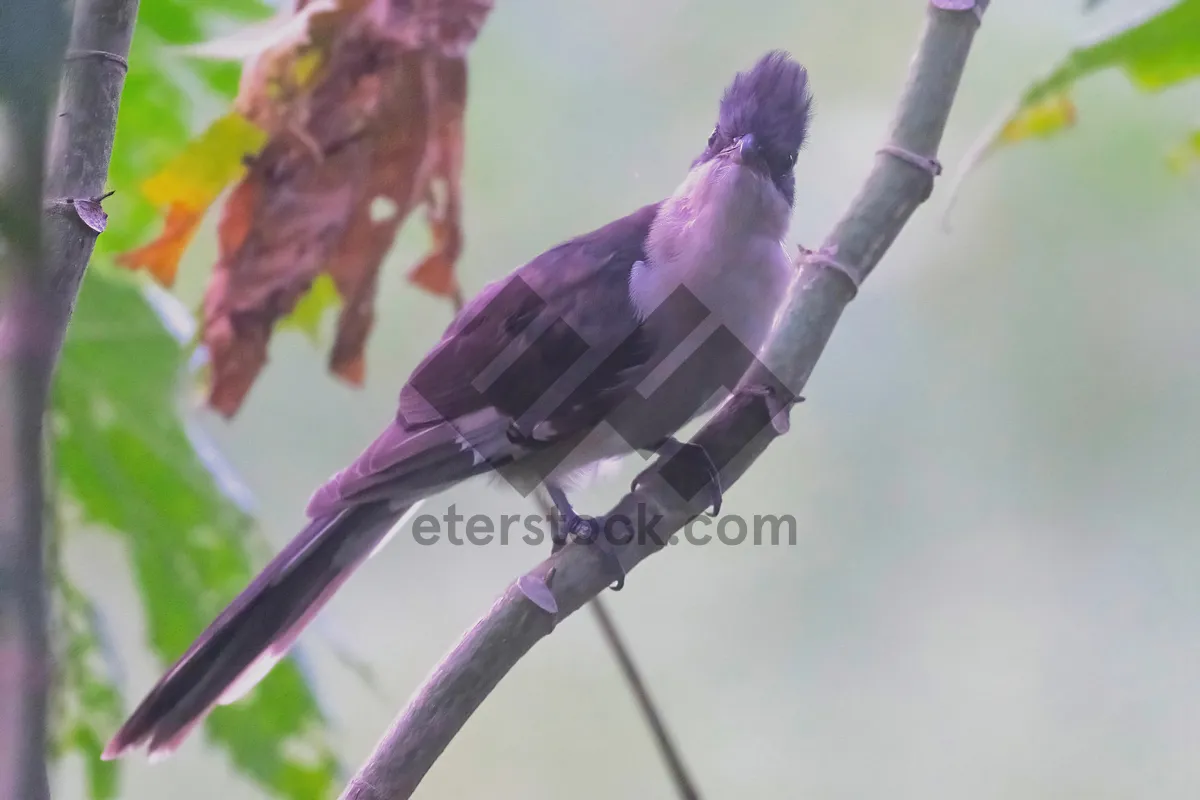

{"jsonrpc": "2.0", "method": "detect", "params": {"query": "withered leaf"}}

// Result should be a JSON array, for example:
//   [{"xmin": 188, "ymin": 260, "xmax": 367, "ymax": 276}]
[
  {"xmin": 203, "ymin": 0, "xmax": 492, "ymax": 417},
  {"xmin": 115, "ymin": 205, "xmax": 204, "ymax": 285},
  {"xmin": 406, "ymin": 81, "xmax": 466, "ymax": 311},
  {"xmin": 115, "ymin": 113, "xmax": 268, "ymax": 286}
]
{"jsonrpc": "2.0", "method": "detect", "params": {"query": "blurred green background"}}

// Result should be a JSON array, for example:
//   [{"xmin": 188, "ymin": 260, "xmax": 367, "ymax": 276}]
[{"xmin": 54, "ymin": 0, "xmax": 1200, "ymax": 797}]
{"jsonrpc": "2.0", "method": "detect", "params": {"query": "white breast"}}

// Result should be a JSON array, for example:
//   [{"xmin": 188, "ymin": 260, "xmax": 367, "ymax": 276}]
[
  {"xmin": 631, "ymin": 158, "xmax": 797, "ymax": 359},
  {"xmin": 543, "ymin": 160, "xmax": 798, "ymax": 487}
]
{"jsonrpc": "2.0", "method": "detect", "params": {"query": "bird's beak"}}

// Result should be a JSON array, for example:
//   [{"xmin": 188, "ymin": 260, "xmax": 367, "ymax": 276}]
[{"xmin": 730, "ymin": 133, "xmax": 769, "ymax": 176}]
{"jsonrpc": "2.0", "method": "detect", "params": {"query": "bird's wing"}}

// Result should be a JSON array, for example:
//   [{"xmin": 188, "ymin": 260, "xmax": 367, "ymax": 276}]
[{"xmin": 307, "ymin": 201, "xmax": 664, "ymax": 516}]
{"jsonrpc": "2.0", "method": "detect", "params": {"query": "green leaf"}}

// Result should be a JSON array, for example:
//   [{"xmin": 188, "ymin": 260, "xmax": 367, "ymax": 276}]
[
  {"xmin": 191, "ymin": 58, "xmax": 248, "ymax": 97},
  {"xmin": 1167, "ymin": 128, "xmax": 1200, "ymax": 172},
  {"xmin": 50, "ymin": 575, "xmax": 123, "ymax": 800},
  {"xmin": 985, "ymin": 0, "xmax": 1200, "ymax": 151},
  {"xmin": 137, "ymin": 0, "xmax": 273, "ymax": 47},
  {"xmin": 53, "ymin": 268, "xmax": 340, "ymax": 798},
  {"xmin": 141, "ymin": 112, "xmax": 267, "ymax": 211},
  {"xmin": 100, "ymin": 0, "xmax": 272, "ymax": 258},
  {"xmin": 995, "ymin": 93, "xmax": 1078, "ymax": 145},
  {"xmin": 278, "ymin": 272, "xmax": 342, "ymax": 344}
]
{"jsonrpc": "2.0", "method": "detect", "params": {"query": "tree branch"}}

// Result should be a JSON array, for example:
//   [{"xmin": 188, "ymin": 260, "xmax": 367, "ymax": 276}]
[
  {"xmin": 1, "ymin": 1, "xmax": 135, "ymax": 797},
  {"xmin": 0, "ymin": 2, "xmax": 70, "ymax": 799},
  {"xmin": 340, "ymin": 3, "xmax": 989, "ymax": 798},
  {"xmin": 40, "ymin": 0, "xmax": 140, "ymax": 396}
]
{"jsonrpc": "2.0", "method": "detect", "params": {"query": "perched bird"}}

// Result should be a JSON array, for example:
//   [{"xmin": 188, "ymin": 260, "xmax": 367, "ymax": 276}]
[{"xmin": 104, "ymin": 49, "xmax": 812, "ymax": 760}]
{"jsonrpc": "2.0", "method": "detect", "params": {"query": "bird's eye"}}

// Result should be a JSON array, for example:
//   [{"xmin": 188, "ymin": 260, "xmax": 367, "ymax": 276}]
[
  {"xmin": 707, "ymin": 128, "xmax": 719, "ymax": 149},
  {"xmin": 784, "ymin": 153, "xmax": 797, "ymax": 169}
]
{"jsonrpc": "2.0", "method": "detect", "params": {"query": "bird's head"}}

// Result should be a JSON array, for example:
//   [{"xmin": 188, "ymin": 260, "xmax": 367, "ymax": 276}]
[{"xmin": 694, "ymin": 50, "xmax": 812, "ymax": 209}]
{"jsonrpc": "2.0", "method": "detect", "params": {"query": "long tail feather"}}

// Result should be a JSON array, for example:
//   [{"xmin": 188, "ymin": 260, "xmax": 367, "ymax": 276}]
[
  {"xmin": 104, "ymin": 418, "xmax": 508, "ymax": 760},
  {"xmin": 102, "ymin": 501, "xmax": 414, "ymax": 760}
]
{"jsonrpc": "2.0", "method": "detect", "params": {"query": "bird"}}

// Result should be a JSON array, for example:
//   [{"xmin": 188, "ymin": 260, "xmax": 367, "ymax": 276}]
[{"xmin": 103, "ymin": 49, "xmax": 813, "ymax": 761}]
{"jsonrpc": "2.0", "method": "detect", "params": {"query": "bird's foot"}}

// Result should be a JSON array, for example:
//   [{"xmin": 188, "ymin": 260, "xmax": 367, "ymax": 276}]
[
  {"xmin": 546, "ymin": 485, "xmax": 625, "ymax": 591},
  {"xmin": 632, "ymin": 438, "xmax": 723, "ymax": 517}
]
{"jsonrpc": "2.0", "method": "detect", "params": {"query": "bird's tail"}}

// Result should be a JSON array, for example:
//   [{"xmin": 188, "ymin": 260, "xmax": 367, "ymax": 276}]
[
  {"xmin": 102, "ymin": 500, "xmax": 414, "ymax": 761},
  {"xmin": 103, "ymin": 414, "xmax": 511, "ymax": 761}
]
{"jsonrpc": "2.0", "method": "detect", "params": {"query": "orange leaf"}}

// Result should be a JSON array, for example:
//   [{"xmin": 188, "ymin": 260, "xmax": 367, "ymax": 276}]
[
  {"xmin": 116, "ymin": 113, "xmax": 266, "ymax": 285},
  {"xmin": 408, "ymin": 252, "xmax": 458, "ymax": 300},
  {"xmin": 113, "ymin": 206, "xmax": 203, "ymax": 286},
  {"xmin": 217, "ymin": 178, "xmax": 263, "ymax": 256}
]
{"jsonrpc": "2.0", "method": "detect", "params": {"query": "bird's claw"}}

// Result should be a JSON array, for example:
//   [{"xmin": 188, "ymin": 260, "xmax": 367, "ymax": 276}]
[
  {"xmin": 548, "ymin": 507, "xmax": 623, "ymax": 591},
  {"xmin": 567, "ymin": 512, "xmax": 600, "ymax": 543},
  {"xmin": 568, "ymin": 514, "xmax": 624, "ymax": 591},
  {"xmin": 631, "ymin": 439, "xmax": 723, "ymax": 517}
]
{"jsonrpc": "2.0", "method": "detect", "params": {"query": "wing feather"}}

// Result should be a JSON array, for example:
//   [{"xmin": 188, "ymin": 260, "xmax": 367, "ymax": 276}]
[{"xmin": 398, "ymin": 202, "xmax": 663, "ymax": 445}]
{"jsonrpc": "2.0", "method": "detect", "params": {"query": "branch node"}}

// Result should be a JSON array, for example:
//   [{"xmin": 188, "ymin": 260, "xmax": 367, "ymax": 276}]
[
  {"xmin": 877, "ymin": 144, "xmax": 943, "ymax": 177},
  {"xmin": 930, "ymin": 0, "xmax": 988, "ymax": 24},
  {"xmin": 516, "ymin": 574, "xmax": 559, "ymax": 616},
  {"xmin": 800, "ymin": 244, "xmax": 861, "ymax": 298},
  {"xmin": 64, "ymin": 48, "xmax": 129, "ymax": 72},
  {"xmin": 877, "ymin": 143, "xmax": 943, "ymax": 201},
  {"xmin": 43, "ymin": 189, "xmax": 113, "ymax": 210},
  {"xmin": 739, "ymin": 383, "xmax": 803, "ymax": 435}
]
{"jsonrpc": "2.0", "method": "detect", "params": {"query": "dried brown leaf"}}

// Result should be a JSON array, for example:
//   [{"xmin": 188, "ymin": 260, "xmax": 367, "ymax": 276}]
[
  {"xmin": 407, "ymin": 59, "xmax": 466, "ymax": 309},
  {"xmin": 201, "ymin": 0, "xmax": 492, "ymax": 416}
]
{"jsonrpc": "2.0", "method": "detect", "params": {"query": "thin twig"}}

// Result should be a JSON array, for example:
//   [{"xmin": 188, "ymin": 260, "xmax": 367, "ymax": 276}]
[
  {"xmin": 590, "ymin": 599, "xmax": 700, "ymax": 800},
  {"xmin": 340, "ymin": 3, "xmax": 990, "ymax": 797},
  {"xmin": 532, "ymin": 489, "xmax": 702, "ymax": 800}
]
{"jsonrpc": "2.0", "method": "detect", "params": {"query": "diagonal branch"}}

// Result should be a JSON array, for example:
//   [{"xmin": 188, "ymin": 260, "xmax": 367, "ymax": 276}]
[{"xmin": 340, "ymin": 3, "xmax": 989, "ymax": 798}]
